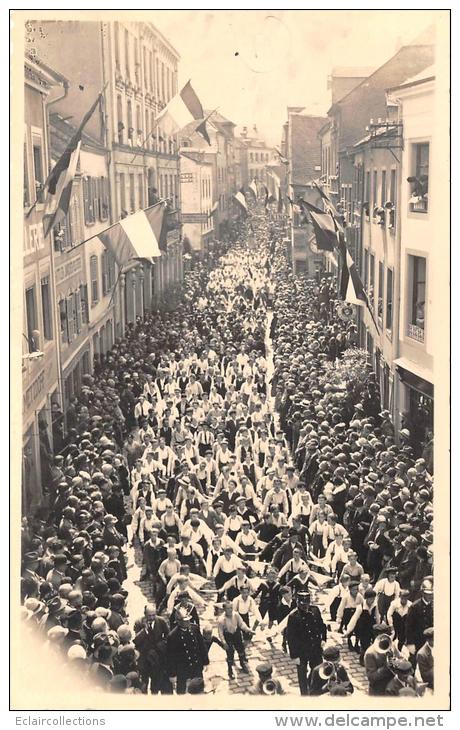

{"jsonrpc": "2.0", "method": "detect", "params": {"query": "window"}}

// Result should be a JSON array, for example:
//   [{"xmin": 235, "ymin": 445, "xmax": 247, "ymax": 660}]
[
  {"xmin": 90, "ymin": 255, "xmax": 99, "ymax": 306},
  {"xmin": 114, "ymin": 22, "xmax": 120, "ymax": 69},
  {"xmin": 127, "ymin": 101, "xmax": 133, "ymax": 141},
  {"xmin": 24, "ymin": 134, "xmax": 30, "ymax": 207},
  {"xmin": 124, "ymin": 28, "xmax": 130, "ymax": 78},
  {"xmin": 25, "ymin": 286, "xmax": 38, "ymax": 352},
  {"xmin": 66, "ymin": 294, "xmax": 76, "ymax": 341},
  {"xmin": 390, "ymin": 169, "xmax": 396, "ymax": 204},
  {"xmin": 41, "ymin": 276, "xmax": 53, "ymax": 341},
  {"xmin": 372, "ymin": 170, "xmax": 378, "ymax": 210},
  {"xmin": 408, "ymin": 255, "xmax": 426, "ymax": 341},
  {"xmin": 138, "ymin": 173, "xmax": 144, "ymax": 209},
  {"xmin": 129, "ymin": 173, "xmax": 135, "ymax": 212},
  {"xmin": 80, "ymin": 283, "xmax": 89, "ymax": 324},
  {"xmin": 59, "ymin": 299, "xmax": 68, "ymax": 343},
  {"xmin": 101, "ymin": 251, "xmax": 109, "ymax": 296},
  {"xmin": 134, "ymin": 38, "xmax": 140, "ymax": 85},
  {"xmin": 119, "ymin": 172, "xmax": 126, "ymax": 213},
  {"xmin": 386, "ymin": 268, "xmax": 393, "ymax": 333},
  {"xmin": 150, "ymin": 51, "xmax": 154, "ymax": 93},
  {"xmin": 363, "ymin": 249, "xmax": 369, "ymax": 289},
  {"xmin": 32, "ymin": 135, "xmax": 45, "ymax": 203},
  {"xmin": 378, "ymin": 261, "xmax": 384, "ymax": 324},
  {"xmin": 369, "ymin": 253, "xmax": 375, "ymax": 307},
  {"xmin": 364, "ymin": 170, "xmax": 370, "ymax": 215},
  {"xmin": 117, "ymin": 95, "xmax": 124, "ymax": 143},
  {"xmin": 409, "ymin": 142, "xmax": 429, "ymax": 212},
  {"xmin": 99, "ymin": 176, "xmax": 109, "ymax": 221},
  {"xmin": 83, "ymin": 177, "xmax": 96, "ymax": 225},
  {"xmin": 381, "ymin": 170, "xmax": 387, "ymax": 207},
  {"xmin": 75, "ymin": 289, "xmax": 82, "ymax": 334}
]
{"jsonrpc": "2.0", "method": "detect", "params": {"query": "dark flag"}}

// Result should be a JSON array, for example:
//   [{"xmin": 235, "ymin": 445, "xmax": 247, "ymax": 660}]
[
  {"xmin": 298, "ymin": 199, "xmax": 337, "ymax": 251},
  {"xmin": 43, "ymin": 90, "xmax": 103, "ymax": 236}
]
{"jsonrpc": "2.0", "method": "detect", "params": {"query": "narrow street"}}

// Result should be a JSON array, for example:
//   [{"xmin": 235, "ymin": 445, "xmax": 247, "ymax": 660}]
[{"xmin": 122, "ymin": 292, "xmax": 368, "ymax": 695}]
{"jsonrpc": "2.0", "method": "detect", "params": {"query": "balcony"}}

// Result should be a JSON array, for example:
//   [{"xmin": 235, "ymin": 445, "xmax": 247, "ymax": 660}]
[
  {"xmin": 407, "ymin": 323, "xmax": 425, "ymax": 343},
  {"xmin": 409, "ymin": 196, "xmax": 428, "ymax": 213}
]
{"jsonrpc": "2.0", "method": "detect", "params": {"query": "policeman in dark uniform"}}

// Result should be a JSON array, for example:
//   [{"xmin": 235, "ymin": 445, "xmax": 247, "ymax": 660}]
[
  {"xmin": 286, "ymin": 590, "xmax": 327, "ymax": 695},
  {"xmin": 166, "ymin": 607, "xmax": 209, "ymax": 694},
  {"xmin": 406, "ymin": 578, "xmax": 434, "ymax": 667}
]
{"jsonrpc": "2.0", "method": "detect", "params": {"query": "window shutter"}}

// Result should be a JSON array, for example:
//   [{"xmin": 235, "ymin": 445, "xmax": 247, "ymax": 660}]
[
  {"xmin": 83, "ymin": 177, "xmax": 90, "ymax": 224},
  {"xmin": 75, "ymin": 289, "xmax": 82, "ymax": 333},
  {"xmin": 92, "ymin": 177, "xmax": 100, "ymax": 221},
  {"xmin": 80, "ymin": 283, "xmax": 89, "ymax": 323},
  {"xmin": 101, "ymin": 252, "xmax": 108, "ymax": 295},
  {"xmin": 90, "ymin": 255, "xmax": 99, "ymax": 305},
  {"xmin": 66, "ymin": 296, "xmax": 74, "ymax": 340}
]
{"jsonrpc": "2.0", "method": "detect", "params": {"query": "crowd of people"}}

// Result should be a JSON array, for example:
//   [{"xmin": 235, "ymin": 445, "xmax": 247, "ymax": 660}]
[{"xmin": 20, "ymin": 204, "xmax": 434, "ymax": 699}]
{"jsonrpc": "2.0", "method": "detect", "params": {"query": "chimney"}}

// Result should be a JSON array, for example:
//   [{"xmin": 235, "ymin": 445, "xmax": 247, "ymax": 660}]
[{"xmin": 253, "ymin": 125, "xmax": 257, "ymax": 134}]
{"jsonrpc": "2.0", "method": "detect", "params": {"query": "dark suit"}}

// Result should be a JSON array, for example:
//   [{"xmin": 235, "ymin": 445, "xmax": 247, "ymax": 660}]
[
  {"xmin": 286, "ymin": 607, "xmax": 326, "ymax": 695},
  {"xmin": 406, "ymin": 598, "xmax": 433, "ymax": 651},
  {"xmin": 416, "ymin": 642, "xmax": 434, "ymax": 688},
  {"xmin": 134, "ymin": 617, "xmax": 172, "ymax": 694},
  {"xmin": 166, "ymin": 624, "xmax": 209, "ymax": 694}
]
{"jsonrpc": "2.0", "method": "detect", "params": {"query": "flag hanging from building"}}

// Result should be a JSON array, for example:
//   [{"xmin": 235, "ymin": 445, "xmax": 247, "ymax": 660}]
[
  {"xmin": 98, "ymin": 205, "xmax": 163, "ymax": 266},
  {"xmin": 233, "ymin": 191, "xmax": 248, "ymax": 216},
  {"xmin": 298, "ymin": 198, "xmax": 337, "ymax": 251},
  {"xmin": 274, "ymin": 147, "xmax": 289, "ymax": 165},
  {"xmin": 339, "ymin": 247, "xmax": 380, "ymax": 331},
  {"xmin": 155, "ymin": 80, "xmax": 210, "ymax": 145},
  {"xmin": 249, "ymin": 179, "xmax": 258, "ymax": 198},
  {"xmin": 42, "ymin": 90, "xmax": 103, "ymax": 236},
  {"xmin": 312, "ymin": 181, "xmax": 344, "ymax": 236},
  {"xmin": 144, "ymin": 201, "xmax": 169, "ymax": 252}
]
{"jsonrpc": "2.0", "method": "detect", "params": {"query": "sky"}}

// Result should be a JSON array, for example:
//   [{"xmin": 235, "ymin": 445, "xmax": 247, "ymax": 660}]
[{"xmin": 152, "ymin": 9, "xmax": 440, "ymax": 146}]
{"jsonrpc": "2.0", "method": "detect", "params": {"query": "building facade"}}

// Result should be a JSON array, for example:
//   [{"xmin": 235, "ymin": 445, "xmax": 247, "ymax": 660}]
[
  {"xmin": 179, "ymin": 150, "xmax": 214, "ymax": 255},
  {"xmin": 391, "ymin": 68, "xmax": 436, "ymax": 452},
  {"xmin": 23, "ymin": 55, "xmax": 64, "ymax": 514},
  {"xmin": 282, "ymin": 109, "xmax": 328, "ymax": 276}
]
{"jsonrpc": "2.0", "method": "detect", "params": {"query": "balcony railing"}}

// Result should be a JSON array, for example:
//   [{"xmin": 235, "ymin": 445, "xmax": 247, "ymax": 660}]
[
  {"xmin": 409, "ymin": 197, "xmax": 428, "ymax": 213},
  {"xmin": 407, "ymin": 323, "xmax": 425, "ymax": 343}
]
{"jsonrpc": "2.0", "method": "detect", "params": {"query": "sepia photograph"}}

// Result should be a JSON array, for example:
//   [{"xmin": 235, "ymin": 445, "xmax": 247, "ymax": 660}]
[{"xmin": 10, "ymin": 8, "xmax": 450, "ymax": 711}]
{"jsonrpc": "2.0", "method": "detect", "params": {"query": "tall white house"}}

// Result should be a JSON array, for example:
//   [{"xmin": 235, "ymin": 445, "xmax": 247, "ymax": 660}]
[{"xmin": 390, "ymin": 67, "xmax": 436, "ymax": 450}]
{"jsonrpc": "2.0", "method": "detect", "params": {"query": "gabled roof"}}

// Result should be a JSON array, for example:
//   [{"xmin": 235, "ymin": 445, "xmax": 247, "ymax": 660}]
[{"xmin": 179, "ymin": 150, "xmax": 212, "ymax": 165}]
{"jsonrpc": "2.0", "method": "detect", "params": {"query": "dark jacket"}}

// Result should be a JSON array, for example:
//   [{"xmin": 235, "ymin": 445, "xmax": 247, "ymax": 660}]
[
  {"xmin": 406, "ymin": 598, "xmax": 434, "ymax": 650},
  {"xmin": 286, "ymin": 606, "xmax": 326, "ymax": 660},
  {"xmin": 309, "ymin": 663, "xmax": 354, "ymax": 695},
  {"xmin": 133, "ymin": 616, "xmax": 169, "ymax": 674},
  {"xmin": 166, "ymin": 624, "xmax": 209, "ymax": 679}
]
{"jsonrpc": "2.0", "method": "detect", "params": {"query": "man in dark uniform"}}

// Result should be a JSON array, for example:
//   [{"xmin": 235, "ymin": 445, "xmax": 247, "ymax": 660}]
[
  {"xmin": 133, "ymin": 602, "xmax": 171, "ymax": 694},
  {"xmin": 406, "ymin": 579, "xmax": 434, "ymax": 667},
  {"xmin": 166, "ymin": 606, "xmax": 209, "ymax": 694},
  {"xmin": 286, "ymin": 590, "xmax": 327, "ymax": 695}
]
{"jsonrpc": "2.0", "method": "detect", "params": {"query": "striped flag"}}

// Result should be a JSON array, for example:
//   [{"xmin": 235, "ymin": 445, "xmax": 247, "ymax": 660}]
[
  {"xmin": 42, "ymin": 91, "xmax": 103, "ymax": 237},
  {"xmin": 249, "ymin": 179, "xmax": 258, "ymax": 198},
  {"xmin": 340, "ymin": 247, "xmax": 380, "ymax": 332},
  {"xmin": 98, "ymin": 204, "xmax": 163, "ymax": 266},
  {"xmin": 155, "ymin": 81, "xmax": 210, "ymax": 145},
  {"xmin": 233, "ymin": 191, "xmax": 248, "ymax": 216},
  {"xmin": 298, "ymin": 198, "xmax": 336, "ymax": 251}
]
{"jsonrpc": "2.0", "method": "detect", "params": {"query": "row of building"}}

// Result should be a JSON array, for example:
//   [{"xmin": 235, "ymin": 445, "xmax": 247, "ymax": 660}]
[
  {"xmin": 22, "ymin": 19, "xmax": 275, "ymax": 514},
  {"xmin": 279, "ymin": 26, "xmax": 444, "ymax": 458}
]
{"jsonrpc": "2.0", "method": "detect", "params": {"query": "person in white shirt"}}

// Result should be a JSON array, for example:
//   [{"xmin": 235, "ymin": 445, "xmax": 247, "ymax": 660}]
[
  {"xmin": 213, "ymin": 548, "xmax": 244, "ymax": 599},
  {"xmin": 387, "ymin": 589, "xmax": 412, "ymax": 650},
  {"xmin": 374, "ymin": 567, "xmax": 401, "ymax": 621},
  {"xmin": 134, "ymin": 395, "xmax": 152, "ymax": 422},
  {"xmin": 139, "ymin": 506, "xmax": 156, "ymax": 545},
  {"xmin": 232, "ymin": 586, "xmax": 263, "ymax": 631},
  {"xmin": 344, "ymin": 588, "xmax": 381, "ymax": 661},
  {"xmin": 327, "ymin": 573, "xmax": 351, "ymax": 622},
  {"xmin": 167, "ymin": 577, "xmax": 206, "ymax": 614},
  {"xmin": 263, "ymin": 480, "xmax": 289, "ymax": 515}
]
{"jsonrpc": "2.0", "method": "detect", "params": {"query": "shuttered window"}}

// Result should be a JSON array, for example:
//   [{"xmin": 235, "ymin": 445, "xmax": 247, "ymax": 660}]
[
  {"xmin": 101, "ymin": 251, "xmax": 109, "ymax": 296},
  {"xmin": 75, "ymin": 289, "xmax": 82, "ymax": 334},
  {"xmin": 80, "ymin": 283, "xmax": 89, "ymax": 323},
  {"xmin": 90, "ymin": 255, "xmax": 99, "ymax": 305}
]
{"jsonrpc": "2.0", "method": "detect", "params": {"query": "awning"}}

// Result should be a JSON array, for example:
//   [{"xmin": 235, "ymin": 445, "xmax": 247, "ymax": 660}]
[
  {"xmin": 394, "ymin": 357, "xmax": 434, "ymax": 398},
  {"xmin": 97, "ymin": 204, "xmax": 164, "ymax": 267}
]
